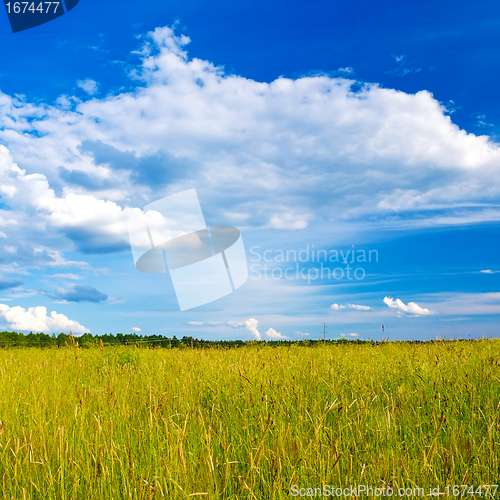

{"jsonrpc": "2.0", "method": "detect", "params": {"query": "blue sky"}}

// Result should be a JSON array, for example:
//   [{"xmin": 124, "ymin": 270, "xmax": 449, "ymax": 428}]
[{"xmin": 0, "ymin": 0, "xmax": 500, "ymax": 341}]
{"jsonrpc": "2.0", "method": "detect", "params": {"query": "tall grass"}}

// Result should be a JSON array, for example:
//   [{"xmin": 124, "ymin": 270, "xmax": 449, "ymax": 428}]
[{"xmin": 0, "ymin": 339, "xmax": 499, "ymax": 499}]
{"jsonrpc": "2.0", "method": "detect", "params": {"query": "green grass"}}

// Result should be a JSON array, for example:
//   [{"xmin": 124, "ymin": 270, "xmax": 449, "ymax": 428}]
[{"xmin": 0, "ymin": 339, "xmax": 499, "ymax": 499}]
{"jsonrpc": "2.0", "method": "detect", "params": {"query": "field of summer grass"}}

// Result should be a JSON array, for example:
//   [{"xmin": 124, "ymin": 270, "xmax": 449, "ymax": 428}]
[{"xmin": 0, "ymin": 339, "xmax": 499, "ymax": 499}]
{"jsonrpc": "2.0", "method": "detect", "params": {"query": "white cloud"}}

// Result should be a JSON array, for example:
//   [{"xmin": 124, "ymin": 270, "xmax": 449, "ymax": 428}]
[
  {"xmin": 77, "ymin": 79, "xmax": 99, "ymax": 95},
  {"xmin": 244, "ymin": 318, "xmax": 261, "ymax": 340},
  {"xmin": 0, "ymin": 146, "xmax": 141, "ymax": 253},
  {"xmin": 0, "ymin": 216, "xmax": 18, "ymax": 241},
  {"xmin": 0, "ymin": 23, "xmax": 499, "ymax": 280},
  {"xmin": 241, "ymin": 318, "xmax": 288, "ymax": 340},
  {"xmin": 347, "ymin": 304, "xmax": 371, "ymax": 311},
  {"xmin": 331, "ymin": 303, "xmax": 371, "ymax": 311},
  {"xmin": 0, "ymin": 303, "xmax": 88, "ymax": 333},
  {"xmin": 226, "ymin": 317, "xmax": 288, "ymax": 340},
  {"xmin": 264, "ymin": 327, "xmax": 288, "ymax": 340},
  {"xmin": 0, "ymin": 216, "xmax": 18, "ymax": 228},
  {"xmin": 331, "ymin": 303, "xmax": 345, "ymax": 310},
  {"xmin": 383, "ymin": 296, "xmax": 434, "ymax": 316},
  {"xmin": 0, "ymin": 24, "xmax": 497, "ymax": 253},
  {"xmin": 480, "ymin": 269, "xmax": 499, "ymax": 274},
  {"xmin": 36, "ymin": 248, "xmax": 89, "ymax": 268},
  {"xmin": 131, "ymin": 327, "xmax": 141, "ymax": 332}
]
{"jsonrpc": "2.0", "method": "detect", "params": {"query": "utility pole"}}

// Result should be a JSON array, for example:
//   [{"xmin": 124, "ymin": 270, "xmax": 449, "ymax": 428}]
[{"xmin": 323, "ymin": 323, "xmax": 326, "ymax": 345}]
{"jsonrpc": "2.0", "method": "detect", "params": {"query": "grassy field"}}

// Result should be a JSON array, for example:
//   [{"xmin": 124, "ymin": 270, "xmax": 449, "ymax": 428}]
[{"xmin": 0, "ymin": 339, "xmax": 499, "ymax": 499}]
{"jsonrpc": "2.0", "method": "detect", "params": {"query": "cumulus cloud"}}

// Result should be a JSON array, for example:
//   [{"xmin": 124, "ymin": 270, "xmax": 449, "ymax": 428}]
[
  {"xmin": 77, "ymin": 79, "xmax": 99, "ymax": 95},
  {"xmin": 53, "ymin": 285, "xmax": 108, "ymax": 303},
  {"xmin": 131, "ymin": 327, "xmax": 141, "ymax": 332},
  {"xmin": 244, "ymin": 318, "xmax": 261, "ymax": 340},
  {"xmin": 227, "ymin": 318, "xmax": 287, "ymax": 339},
  {"xmin": 0, "ymin": 24, "xmax": 498, "ymax": 265},
  {"xmin": 383, "ymin": 296, "xmax": 434, "ymax": 316},
  {"xmin": 331, "ymin": 304, "xmax": 345, "ymax": 310},
  {"xmin": 0, "ymin": 146, "xmax": 142, "ymax": 254},
  {"xmin": 0, "ymin": 303, "xmax": 88, "ymax": 333},
  {"xmin": 264, "ymin": 327, "xmax": 288, "ymax": 340}
]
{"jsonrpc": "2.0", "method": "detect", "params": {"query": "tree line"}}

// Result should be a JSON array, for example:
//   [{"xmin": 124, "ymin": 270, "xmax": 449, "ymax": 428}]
[
  {"xmin": 0, "ymin": 330, "xmax": 369, "ymax": 349},
  {"xmin": 0, "ymin": 330, "xmax": 480, "ymax": 349}
]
